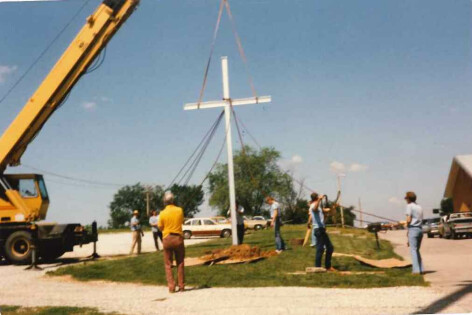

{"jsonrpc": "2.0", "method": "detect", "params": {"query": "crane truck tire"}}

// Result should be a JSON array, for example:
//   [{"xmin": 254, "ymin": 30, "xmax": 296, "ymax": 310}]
[{"xmin": 4, "ymin": 230, "xmax": 33, "ymax": 264}]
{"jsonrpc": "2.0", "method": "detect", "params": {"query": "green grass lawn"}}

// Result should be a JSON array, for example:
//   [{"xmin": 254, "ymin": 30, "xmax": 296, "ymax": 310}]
[
  {"xmin": 0, "ymin": 305, "xmax": 118, "ymax": 315},
  {"xmin": 50, "ymin": 225, "xmax": 425, "ymax": 288}
]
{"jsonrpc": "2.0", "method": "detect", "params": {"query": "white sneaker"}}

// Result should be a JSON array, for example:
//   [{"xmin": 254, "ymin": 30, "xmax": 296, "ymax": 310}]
[{"xmin": 276, "ymin": 249, "xmax": 283, "ymax": 254}]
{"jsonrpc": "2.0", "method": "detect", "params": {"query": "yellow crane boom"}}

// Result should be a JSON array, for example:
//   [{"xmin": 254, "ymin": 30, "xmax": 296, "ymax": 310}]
[
  {"xmin": 0, "ymin": 0, "xmax": 139, "ymax": 264},
  {"xmin": 0, "ymin": 0, "xmax": 139, "ymax": 173}
]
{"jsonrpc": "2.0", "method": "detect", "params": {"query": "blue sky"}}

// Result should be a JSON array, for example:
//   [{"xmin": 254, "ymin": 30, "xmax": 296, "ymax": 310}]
[{"xmin": 0, "ymin": 0, "xmax": 471, "ymax": 226}]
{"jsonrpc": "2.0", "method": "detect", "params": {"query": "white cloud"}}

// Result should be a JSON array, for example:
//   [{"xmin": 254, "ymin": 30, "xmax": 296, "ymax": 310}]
[
  {"xmin": 278, "ymin": 154, "xmax": 303, "ymax": 171},
  {"xmin": 349, "ymin": 163, "xmax": 368, "ymax": 172},
  {"xmin": 291, "ymin": 155, "xmax": 303, "ymax": 165},
  {"xmin": 330, "ymin": 161, "xmax": 346, "ymax": 173},
  {"xmin": 82, "ymin": 101, "xmax": 97, "ymax": 111},
  {"xmin": 100, "ymin": 96, "xmax": 111, "ymax": 102},
  {"xmin": 0, "ymin": 65, "xmax": 17, "ymax": 83},
  {"xmin": 388, "ymin": 197, "xmax": 403, "ymax": 205}
]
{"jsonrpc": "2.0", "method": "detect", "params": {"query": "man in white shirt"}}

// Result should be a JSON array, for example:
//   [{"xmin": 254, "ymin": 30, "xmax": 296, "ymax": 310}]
[
  {"xmin": 149, "ymin": 210, "xmax": 162, "ymax": 251},
  {"xmin": 266, "ymin": 196, "xmax": 285, "ymax": 253},
  {"xmin": 405, "ymin": 191, "xmax": 424, "ymax": 274}
]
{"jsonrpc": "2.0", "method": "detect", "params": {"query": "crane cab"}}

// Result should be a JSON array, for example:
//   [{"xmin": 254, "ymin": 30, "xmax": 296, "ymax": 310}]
[{"xmin": 0, "ymin": 174, "xmax": 49, "ymax": 223}]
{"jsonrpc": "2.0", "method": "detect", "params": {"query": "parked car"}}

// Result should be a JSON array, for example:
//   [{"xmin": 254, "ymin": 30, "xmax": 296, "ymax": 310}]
[
  {"xmin": 243, "ymin": 216, "xmax": 269, "ymax": 230},
  {"xmin": 439, "ymin": 212, "xmax": 472, "ymax": 239},
  {"xmin": 253, "ymin": 216, "xmax": 271, "ymax": 226},
  {"xmin": 422, "ymin": 218, "xmax": 440, "ymax": 238},
  {"xmin": 182, "ymin": 218, "xmax": 232, "ymax": 239}
]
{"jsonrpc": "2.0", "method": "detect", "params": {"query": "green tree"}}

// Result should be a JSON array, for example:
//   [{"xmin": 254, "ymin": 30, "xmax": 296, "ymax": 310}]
[
  {"xmin": 208, "ymin": 146, "xmax": 295, "ymax": 216},
  {"xmin": 108, "ymin": 183, "xmax": 164, "ymax": 228},
  {"xmin": 169, "ymin": 184, "xmax": 204, "ymax": 218},
  {"xmin": 282, "ymin": 198, "xmax": 309, "ymax": 224}
]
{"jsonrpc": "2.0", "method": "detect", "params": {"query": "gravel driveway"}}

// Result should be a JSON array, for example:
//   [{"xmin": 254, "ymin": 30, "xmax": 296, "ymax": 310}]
[{"xmin": 0, "ymin": 231, "xmax": 463, "ymax": 314}]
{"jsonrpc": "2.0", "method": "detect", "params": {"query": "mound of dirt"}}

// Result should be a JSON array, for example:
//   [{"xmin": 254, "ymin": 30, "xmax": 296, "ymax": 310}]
[{"xmin": 200, "ymin": 244, "xmax": 276, "ymax": 261}]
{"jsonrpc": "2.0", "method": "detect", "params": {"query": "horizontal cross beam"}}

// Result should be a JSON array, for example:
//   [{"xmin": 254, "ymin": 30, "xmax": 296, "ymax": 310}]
[{"xmin": 184, "ymin": 95, "xmax": 271, "ymax": 111}]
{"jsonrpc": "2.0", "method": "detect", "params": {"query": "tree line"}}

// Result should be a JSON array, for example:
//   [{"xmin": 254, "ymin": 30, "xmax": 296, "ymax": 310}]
[{"xmin": 108, "ymin": 146, "xmax": 355, "ymax": 228}]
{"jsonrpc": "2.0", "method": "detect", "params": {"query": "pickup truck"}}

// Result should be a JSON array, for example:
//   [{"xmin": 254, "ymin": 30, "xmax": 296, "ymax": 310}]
[{"xmin": 439, "ymin": 212, "xmax": 472, "ymax": 239}]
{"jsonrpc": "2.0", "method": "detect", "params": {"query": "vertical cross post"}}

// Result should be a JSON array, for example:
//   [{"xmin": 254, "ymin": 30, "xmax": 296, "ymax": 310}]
[
  {"xmin": 221, "ymin": 57, "xmax": 238, "ymax": 245},
  {"xmin": 184, "ymin": 56, "xmax": 271, "ymax": 246}
]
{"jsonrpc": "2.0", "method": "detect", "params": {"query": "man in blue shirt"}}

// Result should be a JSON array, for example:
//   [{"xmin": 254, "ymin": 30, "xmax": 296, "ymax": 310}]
[
  {"xmin": 405, "ymin": 191, "xmax": 424, "ymax": 274},
  {"xmin": 129, "ymin": 210, "xmax": 142, "ymax": 255},
  {"xmin": 309, "ymin": 192, "xmax": 335, "ymax": 271},
  {"xmin": 266, "ymin": 196, "xmax": 285, "ymax": 253}
]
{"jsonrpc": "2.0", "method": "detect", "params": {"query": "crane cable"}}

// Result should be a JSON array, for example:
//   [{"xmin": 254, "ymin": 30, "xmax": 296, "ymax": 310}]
[{"xmin": 196, "ymin": 0, "xmax": 259, "ymax": 108}]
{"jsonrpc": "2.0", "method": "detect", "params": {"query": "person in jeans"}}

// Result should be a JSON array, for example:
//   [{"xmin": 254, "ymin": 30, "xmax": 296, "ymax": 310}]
[
  {"xmin": 405, "ymin": 191, "xmax": 424, "ymax": 274},
  {"xmin": 129, "ymin": 210, "xmax": 143, "ymax": 255},
  {"xmin": 158, "ymin": 192, "xmax": 185, "ymax": 293},
  {"xmin": 266, "ymin": 196, "xmax": 285, "ymax": 253},
  {"xmin": 309, "ymin": 192, "xmax": 335, "ymax": 271},
  {"xmin": 149, "ymin": 210, "xmax": 162, "ymax": 251}
]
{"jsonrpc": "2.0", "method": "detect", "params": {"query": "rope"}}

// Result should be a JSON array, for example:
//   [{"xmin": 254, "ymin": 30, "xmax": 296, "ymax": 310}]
[
  {"xmin": 167, "ymin": 111, "xmax": 224, "ymax": 188},
  {"xmin": 196, "ymin": 0, "xmax": 226, "ymax": 109},
  {"xmin": 224, "ymin": 0, "xmax": 258, "ymax": 98},
  {"xmin": 180, "ymin": 113, "xmax": 223, "ymax": 186},
  {"xmin": 0, "ymin": 0, "xmax": 94, "ymax": 105}
]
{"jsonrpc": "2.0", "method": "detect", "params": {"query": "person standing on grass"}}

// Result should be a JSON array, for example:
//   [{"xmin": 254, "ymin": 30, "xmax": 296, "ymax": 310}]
[
  {"xmin": 307, "ymin": 201, "xmax": 317, "ymax": 248},
  {"xmin": 310, "ymin": 192, "xmax": 335, "ymax": 271},
  {"xmin": 158, "ymin": 192, "xmax": 185, "ymax": 293},
  {"xmin": 404, "ymin": 191, "xmax": 424, "ymax": 274},
  {"xmin": 149, "ymin": 210, "xmax": 162, "ymax": 251},
  {"xmin": 266, "ymin": 196, "xmax": 285, "ymax": 253},
  {"xmin": 129, "ymin": 210, "xmax": 143, "ymax": 255},
  {"xmin": 227, "ymin": 201, "xmax": 245, "ymax": 244}
]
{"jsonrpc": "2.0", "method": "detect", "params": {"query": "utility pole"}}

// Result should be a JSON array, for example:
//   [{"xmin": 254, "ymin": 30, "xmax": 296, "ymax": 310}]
[
  {"xmin": 358, "ymin": 197, "xmax": 363, "ymax": 228},
  {"xmin": 337, "ymin": 174, "xmax": 346, "ymax": 228},
  {"xmin": 145, "ymin": 185, "xmax": 151, "ymax": 217}
]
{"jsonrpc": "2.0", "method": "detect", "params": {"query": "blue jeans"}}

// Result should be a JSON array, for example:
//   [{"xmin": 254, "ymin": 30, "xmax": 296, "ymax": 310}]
[
  {"xmin": 315, "ymin": 228, "xmax": 334, "ymax": 268},
  {"xmin": 408, "ymin": 227, "xmax": 424, "ymax": 274},
  {"xmin": 274, "ymin": 221, "xmax": 285, "ymax": 250},
  {"xmin": 311, "ymin": 226, "xmax": 317, "ymax": 246}
]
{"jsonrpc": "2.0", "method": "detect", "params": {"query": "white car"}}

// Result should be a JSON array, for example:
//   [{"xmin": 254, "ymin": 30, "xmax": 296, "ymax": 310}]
[{"xmin": 182, "ymin": 218, "xmax": 232, "ymax": 239}]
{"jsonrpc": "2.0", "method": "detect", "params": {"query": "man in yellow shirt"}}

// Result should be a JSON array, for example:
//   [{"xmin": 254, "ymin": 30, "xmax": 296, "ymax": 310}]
[{"xmin": 158, "ymin": 191, "xmax": 185, "ymax": 293}]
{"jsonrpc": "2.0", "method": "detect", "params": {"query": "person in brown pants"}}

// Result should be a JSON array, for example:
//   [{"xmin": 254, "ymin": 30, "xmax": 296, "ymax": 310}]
[{"xmin": 158, "ymin": 191, "xmax": 185, "ymax": 293}]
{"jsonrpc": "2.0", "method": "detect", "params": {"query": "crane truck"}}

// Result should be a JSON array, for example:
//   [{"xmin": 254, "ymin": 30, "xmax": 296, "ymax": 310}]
[{"xmin": 0, "ymin": 0, "xmax": 140, "ymax": 264}]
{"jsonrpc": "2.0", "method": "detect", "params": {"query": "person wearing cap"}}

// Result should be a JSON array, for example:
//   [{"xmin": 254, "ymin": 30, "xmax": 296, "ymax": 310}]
[
  {"xmin": 266, "ymin": 196, "xmax": 285, "ymax": 253},
  {"xmin": 129, "ymin": 210, "xmax": 142, "ymax": 255},
  {"xmin": 405, "ymin": 191, "xmax": 424, "ymax": 274},
  {"xmin": 158, "ymin": 191, "xmax": 185, "ymax": 293}
]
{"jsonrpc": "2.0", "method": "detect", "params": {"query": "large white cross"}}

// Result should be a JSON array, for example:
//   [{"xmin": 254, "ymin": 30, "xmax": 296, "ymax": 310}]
[{"xmin": 184, "ymin": 56, "xmax": 271, "ymax": 245}]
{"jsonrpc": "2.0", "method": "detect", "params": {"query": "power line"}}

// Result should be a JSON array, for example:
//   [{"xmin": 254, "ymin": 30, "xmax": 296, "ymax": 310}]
[
  {"xmin": 0, "ymin": 0, "xmax": 93, "ymax": 105},
  {"xmin": 22, "ymin": 164, "xmax": 125, "ymax": 187}
]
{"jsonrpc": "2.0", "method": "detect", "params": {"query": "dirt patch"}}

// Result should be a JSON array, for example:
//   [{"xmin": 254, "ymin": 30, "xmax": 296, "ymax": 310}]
[{"xmin": 201, "ymin": 244, "xmax": 277, "ymax": 261}]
